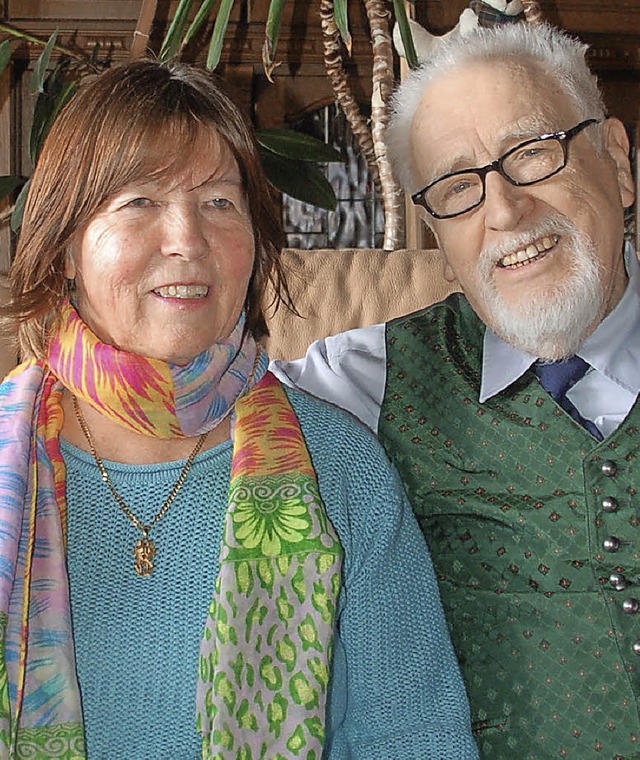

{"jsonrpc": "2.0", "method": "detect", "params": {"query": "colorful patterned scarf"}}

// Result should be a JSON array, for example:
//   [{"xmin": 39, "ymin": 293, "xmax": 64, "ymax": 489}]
[{"xmin": 0, "ymin": 302, "xmax": 342, "ymax": 759}]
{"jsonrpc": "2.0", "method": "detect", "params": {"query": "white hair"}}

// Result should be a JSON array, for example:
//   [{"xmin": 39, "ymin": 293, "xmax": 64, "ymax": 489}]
[
  {"xmin": 474, "ymin": 213, "xmax": 605, "ymax": 359},
  {"xmin": 387, "ymin": 22, "xmax": 607, "ymax": 192}
]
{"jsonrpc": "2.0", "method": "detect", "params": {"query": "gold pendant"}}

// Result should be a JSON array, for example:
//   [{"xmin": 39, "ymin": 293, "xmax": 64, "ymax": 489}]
[{"xmin": 134, "ymin": 535, "xmax": 156, "ymax": 576}]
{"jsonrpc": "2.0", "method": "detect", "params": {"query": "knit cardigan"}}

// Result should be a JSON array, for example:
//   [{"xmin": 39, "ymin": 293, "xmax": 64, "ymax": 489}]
[{"xmin": 64, "ymin": 385, "xmax": 479, "ymax": 759}]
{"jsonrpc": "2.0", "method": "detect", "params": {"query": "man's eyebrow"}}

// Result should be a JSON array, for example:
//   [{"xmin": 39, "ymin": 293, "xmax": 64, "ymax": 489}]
[
  {"xmin": 498, "ymin": 116, "xmax": 555, "ymax": 145},
  {"xmin": 419, "ymin": 151, "xmax": 480, "ymax": 186},
  {"xmin": 425, "ymin": 118, "xmax": 557, "ymax": 184}
]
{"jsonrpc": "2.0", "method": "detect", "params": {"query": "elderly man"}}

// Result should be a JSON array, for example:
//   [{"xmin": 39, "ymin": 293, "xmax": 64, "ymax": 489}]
[{"xmin": 272, "ymin": 21, "xmax": 638, "ymax": 760}]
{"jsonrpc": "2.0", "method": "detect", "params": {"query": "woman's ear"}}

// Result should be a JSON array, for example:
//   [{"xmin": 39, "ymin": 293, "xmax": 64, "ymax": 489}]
[{"xmin": 64, "ymin": 249, "xmax": 77, "ymax": 279}]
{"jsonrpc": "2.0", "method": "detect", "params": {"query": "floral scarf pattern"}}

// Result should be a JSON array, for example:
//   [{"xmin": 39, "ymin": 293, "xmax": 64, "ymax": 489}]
[
  {"xmin": 0, "ymin": 304, "xmax": 342, "ymax": 759},
  {"xmin": 48, "ymin": 301, "xmax": 263, "ymax": 437}
]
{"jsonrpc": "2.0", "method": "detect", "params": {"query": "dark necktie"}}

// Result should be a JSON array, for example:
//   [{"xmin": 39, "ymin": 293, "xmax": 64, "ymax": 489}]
[{"xmin": 532, "ymin": 356, "xmax": 603, "ymax": 440}]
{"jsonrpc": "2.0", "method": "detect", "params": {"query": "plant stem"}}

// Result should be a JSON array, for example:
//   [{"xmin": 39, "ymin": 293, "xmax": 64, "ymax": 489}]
[
  {"xmin": 131, "ymin": 0, "xmax": 158, "ymax": 59},
  {"xmin": 0, "ymin": 203, "xmax": 15, "ymax": 224},
  {"xmin": 365, "ymin": 0, "xmax": 403, "ymax": 250},
  {"xmin": 319, "ymin": 0, "xmax": 381, "ymax": 194}
]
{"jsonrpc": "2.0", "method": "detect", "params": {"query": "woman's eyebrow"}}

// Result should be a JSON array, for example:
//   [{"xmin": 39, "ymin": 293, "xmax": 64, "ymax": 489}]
[{"xmin": 192, "ymin": 174, "xmax": 243, "ymax": 192}]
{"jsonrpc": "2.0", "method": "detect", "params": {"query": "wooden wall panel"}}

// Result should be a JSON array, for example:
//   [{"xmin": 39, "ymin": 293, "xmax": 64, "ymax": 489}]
[
  {"xmin": 416, "ymin": 0, "xmax": 639, "ymax": 34},
  {"xmin": 7, "ymin": 1, "xmax": 142, "ymax": 21},
  {"xmin": 0, "ymin": 0, "xmax": 636, "ymax": 269},
  {"xmin": 414, "ymin": 1, "xmax": 640, "ymax": 97}
]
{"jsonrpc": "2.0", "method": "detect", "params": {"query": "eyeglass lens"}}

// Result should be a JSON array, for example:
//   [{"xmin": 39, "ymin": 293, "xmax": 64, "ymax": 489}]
[{"xmin": 426, "ymin": 137, "xmax": 566, "ymax": 218}]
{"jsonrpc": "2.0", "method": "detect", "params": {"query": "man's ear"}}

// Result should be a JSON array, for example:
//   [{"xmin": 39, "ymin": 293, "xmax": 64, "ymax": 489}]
[
  {"xmin": 602, "ymin": 117, "xmax": 635, "ymax": 208},
  {"xmin": 443, "ymin": 260, "xmax": 457, "ymax": 283},
  {"xmin": 429, "ymin": 226, "xmax": 457, "ymax": 283}
]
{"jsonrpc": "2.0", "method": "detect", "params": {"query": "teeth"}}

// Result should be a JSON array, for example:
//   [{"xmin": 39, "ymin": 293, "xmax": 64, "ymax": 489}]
[
  {"xmin": 499, "ymin": 234, "xmax": 559, "ymax": 268},
  {"xmin": 155, "ymin": 284, "xmax": 209, "ymax": 299}
]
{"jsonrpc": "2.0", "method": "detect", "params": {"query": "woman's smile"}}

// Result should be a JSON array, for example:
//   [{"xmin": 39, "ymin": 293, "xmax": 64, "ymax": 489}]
[
  {"xmin": 153, "ymin": 283, "xmax": 210, "ymax": 299},
  {"xmin": 66, "ymin": 131, "xmax": 255, "ymax": 364}
]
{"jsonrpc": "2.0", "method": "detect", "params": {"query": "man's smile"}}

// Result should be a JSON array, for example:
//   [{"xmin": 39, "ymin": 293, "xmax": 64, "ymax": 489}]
[{"xmin": 497, "ymin": 234, "xmax": 560, "ymax": 269}]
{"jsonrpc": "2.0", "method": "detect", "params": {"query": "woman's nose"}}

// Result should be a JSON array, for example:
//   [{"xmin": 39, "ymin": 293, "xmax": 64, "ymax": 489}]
[{"xmin": 160, "ymin": 206, "xmax": 209, "ymax": 260}]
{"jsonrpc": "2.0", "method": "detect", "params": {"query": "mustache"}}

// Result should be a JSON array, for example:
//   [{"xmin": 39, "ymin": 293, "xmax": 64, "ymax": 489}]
[{"xmin": 478, "ymin": 214, "xmax": 578, "ymax": 269}]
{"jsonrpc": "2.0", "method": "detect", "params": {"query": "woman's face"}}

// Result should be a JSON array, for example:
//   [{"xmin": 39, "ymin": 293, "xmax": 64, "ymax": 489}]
[{"xmin": 66, "ymin": 130, "xmax": 255, "ymax": 365}]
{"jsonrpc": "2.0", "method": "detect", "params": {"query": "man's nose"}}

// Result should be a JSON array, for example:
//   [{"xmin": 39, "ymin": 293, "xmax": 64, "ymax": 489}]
[{"xmin": 482, "ymin": 170, "xmax": 533, "ymax": 231}]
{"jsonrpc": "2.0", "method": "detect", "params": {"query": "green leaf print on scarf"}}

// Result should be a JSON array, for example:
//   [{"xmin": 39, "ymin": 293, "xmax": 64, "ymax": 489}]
[
  {"xmin": 199, "ymin": 485, "xmax": 342, "ymax": 757},
  {"xmin": 197, "ymin": 376, "xmax": 343, "ymax": 758},
  {"xmin": 231, "ymin": 487, "xmax": 312, "ymax": 557}
]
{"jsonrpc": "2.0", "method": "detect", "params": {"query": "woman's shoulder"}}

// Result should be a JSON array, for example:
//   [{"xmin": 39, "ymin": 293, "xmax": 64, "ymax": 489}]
[
  {"xmin": 0, "ymin": 361, "xmax": 46, "ymax": 425},
  {"xmin": 282, "ymin": 383, "xmax": 406, "ymax": 509},
  {"xmin": 283, "ymin": 383, "xmax": 424, "ymax": 585},
  {"xmin": 284, "ymin": 383, "xmax": 383, "ymax": 455}
]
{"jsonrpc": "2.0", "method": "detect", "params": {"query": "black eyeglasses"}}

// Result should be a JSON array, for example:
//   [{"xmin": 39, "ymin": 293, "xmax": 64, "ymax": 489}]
[{"xmin": 411, "ymin": 118, "xmax": 600, "ymax": 220}]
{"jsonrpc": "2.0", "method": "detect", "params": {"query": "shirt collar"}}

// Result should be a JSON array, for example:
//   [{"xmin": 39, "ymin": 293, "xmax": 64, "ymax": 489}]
[{"xmin": 479, "ymin": 241, "xmax": 640, "ymax": 402}]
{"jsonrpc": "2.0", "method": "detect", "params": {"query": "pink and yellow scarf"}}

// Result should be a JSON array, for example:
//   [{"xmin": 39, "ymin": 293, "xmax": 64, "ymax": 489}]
[{"xmin": 0, "ymin": 301, "xmax": 342, "ymax": 759}]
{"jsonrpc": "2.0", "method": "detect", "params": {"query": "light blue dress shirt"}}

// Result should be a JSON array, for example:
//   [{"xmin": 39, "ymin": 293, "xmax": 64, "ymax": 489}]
[
  {"xmin": 271, "ymin": 242, "xmax": 640, "ymax": 441},
  {"xmin": 481, "ymin": 241, "xmax": 640, "ymax": 438}
]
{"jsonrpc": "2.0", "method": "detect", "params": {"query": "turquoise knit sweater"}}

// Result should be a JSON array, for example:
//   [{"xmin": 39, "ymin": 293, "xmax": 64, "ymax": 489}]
[{"xmin": 62, "ymin": 386, "xmax": 477, "ymax": 759}]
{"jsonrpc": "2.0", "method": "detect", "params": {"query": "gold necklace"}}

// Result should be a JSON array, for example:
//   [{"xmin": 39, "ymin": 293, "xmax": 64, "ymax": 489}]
[{"xmin": 72, "ymin": 395, "xmax": 209, "ymax": 577}]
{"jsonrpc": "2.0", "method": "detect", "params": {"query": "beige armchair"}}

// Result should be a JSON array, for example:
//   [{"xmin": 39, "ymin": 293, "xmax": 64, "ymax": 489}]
[
  {"xmin": 263, "ymin": 247, "xmax": 457, "ymax": 360},
  {"xmin": 0, "ymin": 248, "xmax": 457, "ymax": 377}
]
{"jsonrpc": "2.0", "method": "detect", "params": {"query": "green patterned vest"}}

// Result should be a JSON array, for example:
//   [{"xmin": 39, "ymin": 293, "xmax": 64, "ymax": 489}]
[{"xmin": 380, "ymin": 293, "xmax": 640, "ymax": 760}]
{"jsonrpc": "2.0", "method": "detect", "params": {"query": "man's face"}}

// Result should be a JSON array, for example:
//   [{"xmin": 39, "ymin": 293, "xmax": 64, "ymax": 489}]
[{"xmin": 409, "ymin": 60, "xmax": 635, "ymax": 359}]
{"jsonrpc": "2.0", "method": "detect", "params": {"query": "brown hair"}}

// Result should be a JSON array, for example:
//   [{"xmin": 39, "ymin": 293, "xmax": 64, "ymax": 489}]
[{"xmin": 4, "ymin": 59, "xmax": 289, "ymax": 359}]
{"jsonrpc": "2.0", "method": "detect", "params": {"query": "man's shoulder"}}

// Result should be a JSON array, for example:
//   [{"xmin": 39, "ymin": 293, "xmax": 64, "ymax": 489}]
[
  {"xmin": 386, "ymin": 292, "xmax": 480, "ymax": 337},
  {"xmin": 388, "ymin": 291, "xmax": 471, "ymax": 325},
  {"xmin": 269, "ymin": 323, "xmax": 387, "ymax": 432},
  {"xmin": 269, "ymin": 294, "xmax": 481, "ymax": 431}
]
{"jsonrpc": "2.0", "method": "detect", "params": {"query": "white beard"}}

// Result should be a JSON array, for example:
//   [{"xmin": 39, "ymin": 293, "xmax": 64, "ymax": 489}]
[{"xmin": 475, "ymin": 216, "xmax": 604, "ymax": 360}]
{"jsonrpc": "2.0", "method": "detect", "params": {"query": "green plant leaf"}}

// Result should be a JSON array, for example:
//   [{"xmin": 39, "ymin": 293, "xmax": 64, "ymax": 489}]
[
  {"xmin": 0, "ymin": 40, "xmax": 12, "ymax": 77},
  {"xmin": 29, "ymin": 65, "xmax": 62, "ymax": 163},
  {"xmin": 184, "ymin": 0, "xmax": 218, "ymax": 47},
  {"xmin": 262, "ymin": 0, "xmax": 287, "ymax": 80},
  {"xmin": 30, "ymin": 30, "xmax": 58, "ymax": 95},
  {"xmin": 392, "ymin": 0, "xmax": 418, "ymax": 69},
  {"xmin": 0, "ymin": 175, "xmax": 23, "ymax": 201},
  {"xmin": 29, "ymin": 66, "xmax": 78, "ymax": 164},
  {"xmin": 159, "ymin": 0, "xmax": 194, "ymax": 61},
  {"xmin": 257, "ymin": 128, "xmax": 342, "ymax": 163},
  {"xmin": 260, "ymin": 150, "xmax": 337, "ymax": 211},
  {"xmin": 11, "ymin": 179, "xmax": 30, "ymax": 232},
  {"xmin": 206, "ymin": 0, "xmax": 235, "ymax": 70},
  {"xmin": 333, "ymin": 0, "xmax": 352, "ymax": 53}
]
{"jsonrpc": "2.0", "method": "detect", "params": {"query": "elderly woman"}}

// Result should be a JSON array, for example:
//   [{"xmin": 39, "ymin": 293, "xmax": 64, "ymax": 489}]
[{"xmin": 0, "ymin": 60, "xmax": 477, "ymax": 759}]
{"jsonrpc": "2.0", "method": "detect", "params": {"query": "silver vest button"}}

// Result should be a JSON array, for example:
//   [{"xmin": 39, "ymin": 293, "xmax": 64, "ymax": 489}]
[
  {"xmin": 610, "ymin": 572, "xmax": 627, "ymax": 590},
  {"xmin": 623, "ymin": 598, "xmax": 640, "ymax": 614},
  {"xmin": 633, "ymin": 640, "xmax": 640, "ymax": 655},
  {"xmin": 601, "ymin": 461, "xmax": 617, "ymax": 477},
  {"xmin": 602, "ymin": 496, "xmax": 619, "ymax": 513},
  {"xmin": 603, "ymin": 536, "xmax": 621, "ymax": 552}
]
